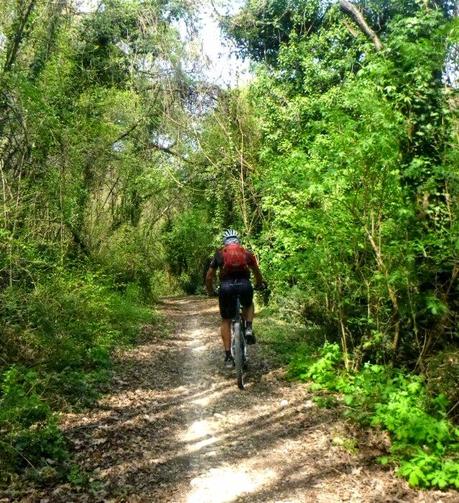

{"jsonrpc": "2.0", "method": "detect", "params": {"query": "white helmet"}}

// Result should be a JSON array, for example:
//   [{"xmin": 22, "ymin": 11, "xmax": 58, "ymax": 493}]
[{"xmin": 222, "ymin": 228, "xmax": 239, "ymax": 244}]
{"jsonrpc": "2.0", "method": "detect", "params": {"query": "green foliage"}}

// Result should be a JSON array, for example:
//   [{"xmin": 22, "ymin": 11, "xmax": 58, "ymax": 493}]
[
  {"xmin": 96, "ymin": 224, "xmax": 167, "ymax": 301},
  {"xmin": 257, "ymin": 311, "xmax": 327, "ymax": 364},
  {"xmin": 0, "ymin": 0, "xmax": 195, "ymax": 492},
  {"xmin": 262, "ymin": 314, "xmax": 459, "ymax": 489},
  {"xmin": 0, "ymin": 0, "xmax": 196, "ymax": 486},
  {"xmin": 293, "ymin": 346, "xmax": 459, "ymax": 489},
  {"xmin": 190, "ymin": 89, "xmax": 262, "ymax": 236},
  {"xmin": 1, "ymin": 268, "xmax": 153, "ymax": 379},
  {"xmin": 224, "ymin": 0, "xmax": 459, "ymax": 369},
  {"xmin": 303, "ymin": 343, "xmax": 342, "ymax": 384},
  {"xmin": 425, "ymin": 349, "xmax": 459, "ymax": 422},
  {"xmin": 0, "ymin": 268, "xmax": 155, "ymax": 487},
  {"xmin": 261, "ymin": 298, "xmax": 459, "ymax": 489},
  {"xmin": 289, "ymin": 342, "xmax": 342, "ymax": 389},
  {"xmin": 164, "ymin": 209, "xmax": 215, "ymax": 294},
  {"xmin": 0, "ymin": 367, "xmax": 68, "ymax": 486},
  {"xmin": 223, "ymin": 0, "xmax": 324, "ymax": 64}
]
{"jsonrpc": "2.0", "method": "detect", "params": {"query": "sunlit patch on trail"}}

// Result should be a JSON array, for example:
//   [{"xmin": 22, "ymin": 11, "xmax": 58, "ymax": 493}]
[
  {"xmin": 186, "ymin": 419, "xmax": 210, "ymax": 439},
  {"xmin": 182, "ymin": 419, "xmax": 218, "ymax": 452},
  {"xmin": 192, "ymin": 344, "xmax": 208, "ymax": 353},
  {"xmin": 186, "ymin": 466, "xmax": 275, "ymax": 503},
  {"xmin": 192, "ymin": 395, "xmax": 211, "ymax": 407}
]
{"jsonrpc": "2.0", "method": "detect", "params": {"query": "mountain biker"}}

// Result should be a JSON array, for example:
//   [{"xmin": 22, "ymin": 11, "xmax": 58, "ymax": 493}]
[{"xmin": 205, "ymin": 229, "xmax": 266, "ymax": 368}]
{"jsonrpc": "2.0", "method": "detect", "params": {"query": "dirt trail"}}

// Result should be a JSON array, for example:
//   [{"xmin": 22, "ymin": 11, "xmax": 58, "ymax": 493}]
[{"xmin": 32, "ymin": 297, "xmax": 456, "ymax": 502}]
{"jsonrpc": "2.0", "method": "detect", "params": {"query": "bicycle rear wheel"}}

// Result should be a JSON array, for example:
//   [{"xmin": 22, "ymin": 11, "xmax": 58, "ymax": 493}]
[{"xmin": 232, "ymin": 321, "xmax": 244, "ymax": 389}]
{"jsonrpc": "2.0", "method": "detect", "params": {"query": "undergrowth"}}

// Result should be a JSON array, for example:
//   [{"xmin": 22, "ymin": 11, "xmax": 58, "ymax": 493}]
[
  {"xmin": 0, "ymin": 269, "xmax": 156, "ymax": 489},
  {"xmin": 259, "ymin": 315, "xmax": 459, "ymax": 491}
]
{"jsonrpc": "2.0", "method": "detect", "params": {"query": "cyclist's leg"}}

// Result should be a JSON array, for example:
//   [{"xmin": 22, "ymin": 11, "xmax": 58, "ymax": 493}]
[
  {"xmin": 220, "ymin": 319, "xmax": 231, "ymax": 351},
  {"xmin": 219, "ymin": 281, "xmax": 238, "ymax": 351},
  {"xmin": 239, "ymin": 280, "xmax": 254, "ymax": 320},
  {"xmin": 242, "ymin": 303, "xmax": 254, "ymax": 322},
  {"xmin": 239, "ymin": 280, "xmax": 256, "ymax": 343}
]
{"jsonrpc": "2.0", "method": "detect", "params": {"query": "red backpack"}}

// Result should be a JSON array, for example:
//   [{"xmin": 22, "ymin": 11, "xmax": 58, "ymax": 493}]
[{"xmin": 222, "ymin": 243, "xmax": 248, "ymax": 274}]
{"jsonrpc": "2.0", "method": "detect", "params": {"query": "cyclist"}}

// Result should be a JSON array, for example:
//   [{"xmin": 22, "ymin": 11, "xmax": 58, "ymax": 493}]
[{"xmin": 205, "ymin": 229, "xmax": 266, "ymax": 368}]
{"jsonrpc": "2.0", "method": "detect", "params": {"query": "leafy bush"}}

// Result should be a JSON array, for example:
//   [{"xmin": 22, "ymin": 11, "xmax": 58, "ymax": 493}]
[
  {"xmin": 0, "ymin": 270, "xmax": 153, "ymax": 376},
  {"xmin": 425, "ymin": 349, "xmax": 459, "ymax": 422},
  {"xmin": 164, "ymin": 209, "xmax": 215, "ymax": 294},
  {"xmin": 304, "ymin": 343, "xmax": 342, "ymax": 386},
  {"xmin": 0, "ymin": 367, "xmax": 68, "ymax": 486},
  {"xmin": 0, "ymin": 268, "xmax": 156, "ymax": 487},
  {"xmin": 95, "ymin": 225, "xmax": 168, "ymax": 301},
  {"xmin": 290, "ymin": 344, "xmax": 459, "ymax": 490}
]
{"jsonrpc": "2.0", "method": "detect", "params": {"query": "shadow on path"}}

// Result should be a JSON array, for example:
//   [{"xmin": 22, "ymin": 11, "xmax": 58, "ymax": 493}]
[{"xmin": 31, "ymin": 297, "xmax": 456, "ymax": 503}]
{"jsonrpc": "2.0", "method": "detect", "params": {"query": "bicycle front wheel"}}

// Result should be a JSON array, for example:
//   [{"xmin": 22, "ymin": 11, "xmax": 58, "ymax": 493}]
[{"xmin": 232, "ymin": 321, "xmax": 244, "ymax": 390}]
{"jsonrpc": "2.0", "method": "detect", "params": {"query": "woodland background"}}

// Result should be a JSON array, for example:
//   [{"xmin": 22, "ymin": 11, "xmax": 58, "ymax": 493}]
[{"xmin": 0, "ymin": 0, "xmax": 458, "ymax": 491}]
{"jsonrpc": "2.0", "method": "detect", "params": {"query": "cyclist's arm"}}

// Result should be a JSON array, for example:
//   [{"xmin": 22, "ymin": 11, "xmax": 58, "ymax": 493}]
[
  {"xmin": 246, "ymin": 250, "xmax": 265, "ymax": 288},
  {"xmin": 206, "ymin": 266, "xmax": 217, "ymax": 295},
  {"xmin": 250, "ymin": 264, "xmax": 265, "ymax": 288},
  {"xmin": 206, "ymin": 251, "xmax": 221, "ymax": 295}
]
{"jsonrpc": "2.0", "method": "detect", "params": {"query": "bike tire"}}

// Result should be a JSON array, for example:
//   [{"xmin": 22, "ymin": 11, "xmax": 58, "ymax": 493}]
[{"xmin": 233, "ymin": 321, "xmax": 244, "ymax": 390}]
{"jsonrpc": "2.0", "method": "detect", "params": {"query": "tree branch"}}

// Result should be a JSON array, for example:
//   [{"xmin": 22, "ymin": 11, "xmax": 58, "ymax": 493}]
[
  {"xmin": 3, "ymin": 0, "xmax": 38, "ymax": 73},
  {"xmin": 340, "ymin": 0, "xmax": 383, "ymax": 52},
  {"xmin": 147, "ymin": 141, "xmax": 192, "ymax": 163}
]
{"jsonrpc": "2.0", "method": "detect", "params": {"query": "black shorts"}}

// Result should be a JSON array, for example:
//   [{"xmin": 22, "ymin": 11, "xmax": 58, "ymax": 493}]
[{"xmin": 219, "ymin": 279, "xmax": 253, "ymax": 319}]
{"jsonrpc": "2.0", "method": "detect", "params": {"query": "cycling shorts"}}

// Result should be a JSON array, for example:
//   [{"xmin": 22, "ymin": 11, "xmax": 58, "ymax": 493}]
[{"xmin": 219, "ymin": 279, "xmax": 253, "ymax": 319}]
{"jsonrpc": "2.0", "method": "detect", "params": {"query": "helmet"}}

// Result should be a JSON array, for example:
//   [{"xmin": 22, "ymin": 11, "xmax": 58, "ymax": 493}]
[{"xmin": 222, "ymin": 228, "xmax": 239, "ymax": 244}]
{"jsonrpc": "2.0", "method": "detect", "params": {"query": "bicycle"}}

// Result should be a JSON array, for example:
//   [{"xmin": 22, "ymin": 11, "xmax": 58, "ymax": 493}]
[
  {"xmin": 231, "ymin": 294, "xmax": 247, "ymax": 390},
  {"xmin": 231, "ymin": 283, "xmax": 270, "ymax": 389}
]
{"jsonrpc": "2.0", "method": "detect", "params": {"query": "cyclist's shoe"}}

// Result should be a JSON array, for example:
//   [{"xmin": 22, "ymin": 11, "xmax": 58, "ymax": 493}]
[
  {"xmin": 245, "ymin": 327, "xmax": 256, "ymax": 345},
  {"xmin": 224, "ymin": 354, "xmax": 235, "ymax": 368}
]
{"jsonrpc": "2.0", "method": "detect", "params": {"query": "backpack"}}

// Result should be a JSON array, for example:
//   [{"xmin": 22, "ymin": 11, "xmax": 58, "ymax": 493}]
[{"xmin": 221, "ymin": 243, "xmax": 249, "ymax": 274}]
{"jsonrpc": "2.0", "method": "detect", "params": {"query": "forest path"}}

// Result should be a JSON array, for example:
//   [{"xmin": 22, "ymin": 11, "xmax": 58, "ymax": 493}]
[{"xmin": 40, "ymin": 297, "xmax": 453, "ymax": 502}]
